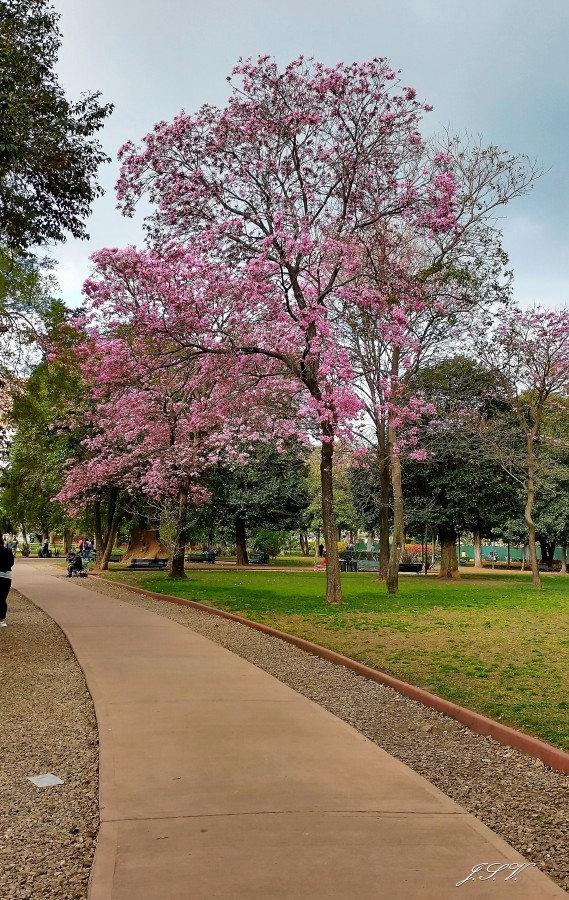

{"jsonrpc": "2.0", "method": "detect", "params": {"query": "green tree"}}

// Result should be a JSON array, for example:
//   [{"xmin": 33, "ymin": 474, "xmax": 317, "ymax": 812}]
[
  {"xmin": 306, "ymin": 447, "xmax": 361, "ymax": 544},
  {"xmin": 404, "ymin": 357, "xmax": 522, "ymax": 577},
  {"xmin": 202, "ymin": 443, "xmax": 310, "ymax": 565},
  {"xmin": 0, "ymin": 299, "xmax": 84, "ymax": 545},
  {"xmin": 251, "ymin": 528, "xmax": 289, "ymax": 559},
  {"xmin": 0, "ymin": 249, "xmax": 58, "ymax": 380},
  {"xmin": 0, "ymin": 0, "xmax": 112, "ymax": 250}
]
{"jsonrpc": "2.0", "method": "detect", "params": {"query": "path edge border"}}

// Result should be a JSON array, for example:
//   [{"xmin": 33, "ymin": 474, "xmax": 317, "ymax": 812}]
[{"xmin": 93, "ymin": 574, "xmax": 569, "ymax": 775}]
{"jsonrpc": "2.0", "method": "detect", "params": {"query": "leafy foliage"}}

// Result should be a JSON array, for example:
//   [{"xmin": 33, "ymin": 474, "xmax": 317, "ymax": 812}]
[{"xmin": 0, "ymin": 0, "xmax": 112, "ymax": 250}]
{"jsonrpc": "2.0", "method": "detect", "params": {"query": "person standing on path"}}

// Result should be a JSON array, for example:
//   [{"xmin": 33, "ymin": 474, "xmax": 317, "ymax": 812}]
[{"xmin": 0, "ymin": 536, "xmax": 15, "ymax": 626}]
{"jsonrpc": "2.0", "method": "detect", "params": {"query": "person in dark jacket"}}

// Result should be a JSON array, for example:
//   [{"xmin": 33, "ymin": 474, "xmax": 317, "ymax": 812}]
[
  {"xmin": 66, "ymin": 552, "xmax": 83, "ymax": 578},
  {"xmin": 0, "ymin": 536, "xmax": 15, "ymax": 626}
]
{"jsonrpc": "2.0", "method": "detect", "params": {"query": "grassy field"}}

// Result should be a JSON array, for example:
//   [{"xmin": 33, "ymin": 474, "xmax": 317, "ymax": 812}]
[{"xmin": 104, "ymin": 568, "xmax": 569, "ymax": 750}]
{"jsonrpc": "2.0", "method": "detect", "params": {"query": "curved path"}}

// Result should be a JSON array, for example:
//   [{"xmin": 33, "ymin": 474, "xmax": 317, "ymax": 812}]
[{"xmin": 13, "ymin": 562, "xmax": 566, "ymax": 899}]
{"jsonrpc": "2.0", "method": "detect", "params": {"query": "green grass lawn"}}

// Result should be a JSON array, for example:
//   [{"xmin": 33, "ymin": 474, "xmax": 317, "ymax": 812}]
[{"xmin": 104, "ymin": 568, "xmax": 569, "ymax": 751}]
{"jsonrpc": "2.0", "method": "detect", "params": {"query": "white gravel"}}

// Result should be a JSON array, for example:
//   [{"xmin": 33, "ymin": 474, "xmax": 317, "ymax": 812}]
[{"xmin": 0, "ymin": 590, "xmax": 98, "ymax": 900}]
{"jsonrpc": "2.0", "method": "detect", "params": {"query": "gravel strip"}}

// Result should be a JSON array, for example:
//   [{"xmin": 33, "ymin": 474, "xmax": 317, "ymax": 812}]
[
  {"xmin": 0, "ymin": 589, "xmax": 98, "ymax": 900},
  {"xmin": 77, "ymin": 573, "xmax": 569, "ymax": 892}
]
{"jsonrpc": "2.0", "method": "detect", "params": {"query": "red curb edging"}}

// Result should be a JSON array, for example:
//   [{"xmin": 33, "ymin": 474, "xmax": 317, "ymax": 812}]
[{"xmin": 92, "ymin": 574, "xmax": 569, "ymax": 775}]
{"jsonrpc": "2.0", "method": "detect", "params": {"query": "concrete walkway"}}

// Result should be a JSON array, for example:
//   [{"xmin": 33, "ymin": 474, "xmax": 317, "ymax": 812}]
[{"xmin": 13, "ymin": 562, "xmax": 566, "ymax": 899}]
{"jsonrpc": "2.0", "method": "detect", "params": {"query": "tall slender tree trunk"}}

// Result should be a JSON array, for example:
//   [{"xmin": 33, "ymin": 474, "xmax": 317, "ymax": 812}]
[
  {"xmin": 93, "ymin": 489, "xmax": 123, "ymax": 571},
  {"xmin": 439, "ymin": 525, "xmax": 460, "ymax": 579},
  {"xmin": 386, "ymin": 426, "xmax": 404, "ymax": 595},
  {"xmin": 378, "ymin": 441, "xmax": 390, "ymax": 581},
  {"xmin": 473, "ymin": 529, "xmax": 482, "ymax": 568},
  {"xmin": 561, "ymin": 541, "xmax": 567, "ymax": 575},
  {"xmin": 94, "ymin": 499, "xmax": 103, "ymax": 562},
  {"xmin": 169, "ymin": 478, "xmax": 189, "ymax": 579},
  {"xmin": 320, "ymin": 436, "xmax": 342, "ymax": 604},
  {"xmin": 235, "ymin": 516, "xmax": 248, "ymax": 566},
  {"xmin": 525, "ymin": 433, "xmax": 541, "ymax": 588},
  {"xmin": 386, "ymin": 348, "xmax": 404, "ymax": 595},
  {"xmin": 98, "ymin": 515, "xmax": 121, "ymax": 571}
]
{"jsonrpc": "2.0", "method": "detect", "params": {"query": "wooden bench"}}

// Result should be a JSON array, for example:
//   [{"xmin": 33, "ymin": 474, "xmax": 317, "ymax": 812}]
[
  {"xmin": 186, "ymin": 552, "xmax": 207, "ymax": 563},
  {"xmin": 127, "ymin": 558, "xmax": 168, "ymax": 570}
]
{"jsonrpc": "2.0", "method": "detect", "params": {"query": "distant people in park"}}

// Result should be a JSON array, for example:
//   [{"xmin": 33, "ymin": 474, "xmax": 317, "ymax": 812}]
[
  {"xmin": 10, "ymin": 538, "xmax": 18, "ymax": 552},
  {"xmin": 0, "ymin": 536, "xmax": 14, "ymax": 626},
  {"xmin": 206, "ymin": 548, "xmax": 216, "ymax": 564},
  {"xmin": 78, "ymin": 538, "xmax": 84, "ymax": 553},
  {"xmin": 318, "ymin": 543, "xmax": 324, "ymax": 557},
  {"xmin": 489, "ymin": 550, "xmax": 498, "ymax": 563},
  {"xmin": 66, "ymin": 552, "xmax": 83, "ymax": 578},
  {"xmin": 83, "ymin": 539, "xmax": 92, "ymax": 560},
  {"xmin": 39, "ymin": 540, "xmax": 51, "ymax": 558}
]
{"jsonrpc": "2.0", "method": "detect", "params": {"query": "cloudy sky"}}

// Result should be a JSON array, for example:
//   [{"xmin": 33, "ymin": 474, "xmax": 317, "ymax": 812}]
[{"xmin": 50, "ymin": 0, "xmax": 568, "ymax": 308}]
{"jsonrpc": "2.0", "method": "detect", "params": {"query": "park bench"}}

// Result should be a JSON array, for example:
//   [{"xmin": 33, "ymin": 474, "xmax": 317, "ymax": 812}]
[
  {"xmin": 356, "ymin": 559, "xmax": 380, "ymax": 572},
  {"xmin": 248, "ymin": 551, "xmax": 269, "ymax": 564},
  {"xmin": 127, "ymin": 558, "xmax": 168, "ymax": 570},
  {"xmin": 186, "ymin": 552, "xmax": 207, "ymax": 562},
  {"xmin": 398, "ymin": 562, "xmax": 423, "ymax": 573},
  {"xmin": 355, "ymin": 559, "xmax": 423, "ymax": 573}
]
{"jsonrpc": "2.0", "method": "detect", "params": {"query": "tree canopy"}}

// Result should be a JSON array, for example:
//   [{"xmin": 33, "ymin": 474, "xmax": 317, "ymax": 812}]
[{"xmin": 0, "ymin": 0, "xmax": 112, "ymax": 250}]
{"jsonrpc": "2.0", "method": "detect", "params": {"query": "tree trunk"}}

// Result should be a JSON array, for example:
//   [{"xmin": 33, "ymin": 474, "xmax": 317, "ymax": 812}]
[
  {"xmin": 386, "ymin": 425, "xmax": 403, "ymax": 595},
  {"xmin": 506, "ymin": 541, "xmax": 511, "ymax": 568},
  {"xmin": 93, "ymin": 489, "xmax": 123, "ymax": 572},
  {"xmin": 299, "ymin": 530, "xmax": 310, "ymax": 556},
  {"xmin": 63, "ymin": 527, "xmax": 73, "ymax": 554},
  {"xmin": 98, "ymin": 515, "xmax": 121, "ymax": 571},
  {"xmin": 320, "ymin": 436, "xmax": 342, "ymax": 604},
  {"xmin": 378, "ymin": 444, "xmax": 390, "ymax": 581},
  {"xmin": 235, "ymin": 516, "xmax": 248, "ymax": 566},
  {"xmin": 525, "ymin": 434, "xmax": 540, "ymax": 588},
  {"xmin": 94, "ymin": 499, "xmax": 103, "ymax": 563},
  {"xmin": 439, "ymin": 525, "xmax": 460, "ymax": 579},
  {"xmin": 473, "ymin": 529, "xmax": 482, "ymax": 568},
  {"xmin": 169, "ymin": 478, "xmax": 189, "ymax": 579},
  {"xmin": 366, "ymin": 532, "xmax": 373, "ymax": 551},
  {"xmin": 20, "ymin": 523, "xmax": 30, "ymax": 556},
  {"xmin": 561, "ymin": 541, "xmax": 567, "ymax": 575}
]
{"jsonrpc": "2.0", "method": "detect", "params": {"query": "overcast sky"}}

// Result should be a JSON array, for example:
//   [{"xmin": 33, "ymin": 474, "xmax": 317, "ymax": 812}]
[{"xmin": 50, "ymin": 0, "xmax": 569, "ymax": 309}]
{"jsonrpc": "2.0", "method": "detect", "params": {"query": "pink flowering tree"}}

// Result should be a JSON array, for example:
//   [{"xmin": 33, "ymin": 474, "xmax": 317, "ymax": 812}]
[
  {"xmin": 116, "ymin": 55, "xmax": 460, "ymax": 604},
  {"xmin": 57, "ymin": 245, "xmax": 304, "ymax": 574},
  {"xmin": 476, "ymin": 306, "xmax": 569, "ymax": 588},
  {"xmin": 342, "ymin": 134, "xmax": 537, "ymax": 593}
]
